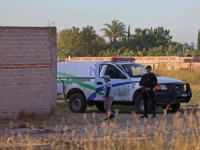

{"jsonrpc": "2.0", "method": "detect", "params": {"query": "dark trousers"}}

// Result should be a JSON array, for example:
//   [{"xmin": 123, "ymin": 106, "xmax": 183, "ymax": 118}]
[{"xmin": 142, "ymin": 90, "xmax": 156, "ymax": 116}]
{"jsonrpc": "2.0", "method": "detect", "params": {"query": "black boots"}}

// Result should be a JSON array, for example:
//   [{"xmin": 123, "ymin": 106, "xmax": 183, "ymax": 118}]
[
  {"xmin": 151, "ymin": 115, "xmax": 157, "ymax": 118},
  {"xmin": 103, "ymin": 114, "xmax": 115, "ymax": 120},
  {"xmin": 152, "ymin": 112, "xmax": 156, "ymax": 118},
  {"xmin": 140, "ymin": 115, "xmax": 148, "ymax": 118},
  {"xmin": 109, "ymin": 114, "xmax": 115, "ymax": 119},
  {"xmin": 140, "ymin": 114, "xmax": 156, "ymax": 119}
]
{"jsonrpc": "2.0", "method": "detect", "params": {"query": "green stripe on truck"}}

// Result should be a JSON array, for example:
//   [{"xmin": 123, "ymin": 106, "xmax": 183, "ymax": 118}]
[
  {"xmin": 57, "ymin": 80, "xmax": 104, "ymax": 95},
  {"xmin": 57, "ymin": 72, "xmax": 104, "ymax": 95},
  {"xmin": 57, "ymin": 80, "xmax": 73, "ymax": 84}
]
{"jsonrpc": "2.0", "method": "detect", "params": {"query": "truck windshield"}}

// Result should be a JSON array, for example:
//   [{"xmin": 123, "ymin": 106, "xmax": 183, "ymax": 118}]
[{"xmin": 121, "ymin": 64, "xmax": 146, "ymax": 77}]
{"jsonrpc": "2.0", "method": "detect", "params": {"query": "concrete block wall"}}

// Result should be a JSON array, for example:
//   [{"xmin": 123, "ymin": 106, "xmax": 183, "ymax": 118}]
[{"xmin": 0, "ymin": 27, "xmax": 57, "ymax": 119}]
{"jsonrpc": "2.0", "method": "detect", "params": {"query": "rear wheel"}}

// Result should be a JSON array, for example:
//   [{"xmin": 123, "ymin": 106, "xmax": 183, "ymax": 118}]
[
  {"xmin": 96, "ymin": 103, "xmax": 105, "ymax": 112},
  {"xmin": 135, "ymin": 94, "xmax": 152, "ymax": 114},
  {"xmin": 69, "ymin": 93, "xmax": 87, "ymax": 113}
]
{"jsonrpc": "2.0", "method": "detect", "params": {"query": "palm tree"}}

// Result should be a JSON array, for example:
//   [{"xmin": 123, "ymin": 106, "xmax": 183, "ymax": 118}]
[
  {"xmin": 81, "ymin": 26, "xmax": 96, "ymax": 56},
  {"xmin": 101, "ymin": 20, "xmax": 127, "ymax": 43}
]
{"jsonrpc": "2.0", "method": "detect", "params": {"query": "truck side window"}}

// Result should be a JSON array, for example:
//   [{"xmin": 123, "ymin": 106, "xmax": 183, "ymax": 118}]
[
  {"xmin": 99, "ymin": 64, "xmax": 127, "ymax": 79},
  {"xmin": 121, "ymin": 64, "xmax": 146, "ymax": 77}
]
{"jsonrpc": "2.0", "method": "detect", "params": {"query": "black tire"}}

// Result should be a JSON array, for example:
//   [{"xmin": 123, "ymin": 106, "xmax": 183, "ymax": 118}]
[
  {"xmin": 69, "ymin": 93, "xmax": 87, "ymax": 113},
  {"xmin": 135, "ymin": 94, "xmax": 152, "ymax": 114},
  {"xmin": 170, "ymin": 103, "xmax": 180, "ymax": 113},
  {"xmin": 162, "ymin": 104, "xmax": 180, "ymax": 113},
  {"xmin": 162, "ymin": 105, "xmax": 170, "ymax": 114},
  {"xmin": 96, "ymin": 103, "xmax": 105, "ymax": 112}
]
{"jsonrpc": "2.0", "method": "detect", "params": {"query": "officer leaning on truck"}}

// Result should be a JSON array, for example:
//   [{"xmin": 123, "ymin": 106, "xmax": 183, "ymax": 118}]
[
  {"xmin": 103, "ymin": 75, "xmax": 115, "ymax": 120},
  {"xmin": 139, "ymin": 65, "xmax": 158, "ymax": 119}
]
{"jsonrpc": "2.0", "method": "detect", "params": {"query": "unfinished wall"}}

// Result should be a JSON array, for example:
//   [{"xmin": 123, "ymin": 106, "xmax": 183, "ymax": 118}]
[
  {"xmin": 59, "ymin": 57, "xmax": 200, "ymax": 70},
  {"xmin": 0, "ymin": 27, "xmax": 57, "ymax": 119}
]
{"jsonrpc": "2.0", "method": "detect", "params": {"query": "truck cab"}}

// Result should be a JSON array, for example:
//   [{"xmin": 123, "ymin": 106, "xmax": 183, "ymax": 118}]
[{"xmin": 57, "ymin": 57, "xmax": 192, "ymax": 113}]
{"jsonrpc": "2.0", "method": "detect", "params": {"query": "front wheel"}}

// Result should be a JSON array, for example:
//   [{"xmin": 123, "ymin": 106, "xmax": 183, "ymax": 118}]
[
  {"xmin": 135, "ymin": 94, "xmax": 152, "ymax": 114},
  {"xmin": 162, "ymin": 103, "xmax": 180, "ymax": 113},
  {"xmin": 69, "ymin": 93, "xmax": 87, "ymax": 113},
  {"xmin": 170, "ymin": 103, "xmax": 180, "ymax": 113}
]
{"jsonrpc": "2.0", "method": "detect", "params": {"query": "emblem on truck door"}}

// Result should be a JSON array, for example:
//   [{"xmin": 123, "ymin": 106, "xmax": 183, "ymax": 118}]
[
  {"xmin": 89, "ymin": 66, "xmax": 95, "ymax": 76},
  {"xmin": 117, "ymin": 86, "xmax": 128, "ymax": 97}
]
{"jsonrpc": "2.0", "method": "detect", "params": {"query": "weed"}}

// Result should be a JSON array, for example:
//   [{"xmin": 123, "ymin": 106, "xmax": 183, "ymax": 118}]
[
  {"xmin": 49, "ymin": 105, "xmax": 57, "ymax": 117},
  {"xmin": 28, "ymin": 112, "xmax": 38, "ymax": 120},
  {"xmin": 18, "ymin": 109, "xmax": 28, "ymax": 120}
]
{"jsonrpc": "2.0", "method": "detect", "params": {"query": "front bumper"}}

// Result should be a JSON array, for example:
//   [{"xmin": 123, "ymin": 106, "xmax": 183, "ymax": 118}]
[
  {"xmin": 155, "ymin": 83, "xmax": 192, "ymax": 104},
  {"xmin": 175, "ymin": 83, "xmax": 192, "ymax": 103}
]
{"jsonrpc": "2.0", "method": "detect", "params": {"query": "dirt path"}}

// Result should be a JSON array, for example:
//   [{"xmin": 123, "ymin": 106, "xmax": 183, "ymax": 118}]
[
  {"xmin": 0, "ymin": 112, "xmax": 182, "ymax": 140},
  {"xmin": 1, "ymin": 110, "xmax": 200, "ymax": 149}
]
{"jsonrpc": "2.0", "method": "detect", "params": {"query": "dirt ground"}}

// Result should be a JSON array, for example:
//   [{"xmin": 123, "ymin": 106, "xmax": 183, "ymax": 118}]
[
  {"xmin": 0, "ymin": 113, "xmax": 174, "ymax": 141},
  {"xmin": 0, "ymin": 103, "xmax": 199, "ymax": 149}
]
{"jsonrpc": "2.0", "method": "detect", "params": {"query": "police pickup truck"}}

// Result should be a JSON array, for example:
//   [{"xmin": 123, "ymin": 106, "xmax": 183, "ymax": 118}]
[{"xmin": 57, "ymin": 57, "xmax": 192, "ymax": 114}]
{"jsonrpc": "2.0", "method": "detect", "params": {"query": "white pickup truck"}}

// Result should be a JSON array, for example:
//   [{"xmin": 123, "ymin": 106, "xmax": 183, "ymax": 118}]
[{"xmin": 57, "ymin": 57, "xmax": 192, "ymax": 114}]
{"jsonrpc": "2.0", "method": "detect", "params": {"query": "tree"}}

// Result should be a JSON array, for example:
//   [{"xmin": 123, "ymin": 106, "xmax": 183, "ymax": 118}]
[
  {"xmin": 121, "ymin": 49, "xmax": 134, "ymax": 56},
  {"xmin": 57, "ymin": 26, "xmax": 107, "ymax": 58},
  {"xmin": 182, "ymin": 42, "xmax": 191, "ymax": 51},
  {"xmin": 174, "ymin": 42, "xmax": 183, "ymax": 52},
  {"xmin": 57, "ymin": 27, "xmax": 82, "ymax": 58},
  {"xmin": 80, "ymin": 26, "xmax": 96, "ymax": 56},
  {"xmin": 57, "ymin": 22, "xmax": 179, "ymax": 57},
  {"xmin": 198, "ymin": 30, "xmax": 200, "ymax": 50},
  {"xmin": 153, "ymin": 27, "xmax": 172, "ymax": 50},
  {"xmin": 93, "ymin": 35, "xmax": 108, "ymax": 56},
  {"xmin": 98, "ymin": 49, "xmax": 117, "ymax": 57},
  {"xmin": 101, "ymin": 20, "xmax": 127, "ymax": 43},
  {"xmin": 130, "ymin": 28, "xmax": 154, "ymax": 51},
  {"xmin": 147, "ymin": 46, "xmax": 166, "ymax": 56},
  {"xmin": 127, "ymin": 25, "xmax": 130, "ymax": 40}
]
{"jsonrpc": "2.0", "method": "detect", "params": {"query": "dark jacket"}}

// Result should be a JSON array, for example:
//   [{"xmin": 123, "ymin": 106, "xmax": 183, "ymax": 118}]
[{"xmin": 139, "ymin": 73, "xmax": 158, "ymax": 90}]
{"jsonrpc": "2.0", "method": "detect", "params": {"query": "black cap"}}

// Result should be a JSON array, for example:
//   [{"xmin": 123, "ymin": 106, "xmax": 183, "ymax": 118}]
[{"xmin": 145, "ymin": 65, "xmax": 152, "ymax": 69}]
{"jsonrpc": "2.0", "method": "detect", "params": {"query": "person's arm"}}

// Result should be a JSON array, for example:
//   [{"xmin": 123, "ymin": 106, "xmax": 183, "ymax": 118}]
[
  {"xmin": 150, "ymin": 74, "xmax": 158, "ymax": 90},
  {"xmin": 139, "ymin": 75, "xmax": 144, "ymax": 87},
  {"xmin": 105, "ymin": 82, "xmax": 111, "ymax": 98},
  {"xmin": 105, "ymin": 87, "xmax": 110, "ymax": 98}
]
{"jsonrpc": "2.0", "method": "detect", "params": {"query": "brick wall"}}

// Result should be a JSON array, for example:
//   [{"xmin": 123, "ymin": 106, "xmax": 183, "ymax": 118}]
[{"xmin": 0, "ymin": 27, "xmax": 57, "ymax": 119}]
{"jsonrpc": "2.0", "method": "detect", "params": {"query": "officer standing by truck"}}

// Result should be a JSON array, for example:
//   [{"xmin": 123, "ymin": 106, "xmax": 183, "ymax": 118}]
[{"xmin": 139, "ymin": 65, "xmax": 158, "ymax": 118}]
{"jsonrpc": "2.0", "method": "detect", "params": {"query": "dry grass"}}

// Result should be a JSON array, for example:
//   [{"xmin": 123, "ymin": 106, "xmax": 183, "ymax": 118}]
[{"xmin": 0, "ymin": 109, "xmax": 200, "ymax": 150}]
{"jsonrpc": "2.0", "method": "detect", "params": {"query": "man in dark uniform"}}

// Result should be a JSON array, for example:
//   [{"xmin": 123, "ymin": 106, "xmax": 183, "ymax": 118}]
[{"xmin": 139, "ymin": 65, "xmax": 158, "ymax": 118}]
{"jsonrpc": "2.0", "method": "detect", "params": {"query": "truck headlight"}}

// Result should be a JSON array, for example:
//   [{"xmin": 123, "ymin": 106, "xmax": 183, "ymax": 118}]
[{"xmin": 155, "ymin": 84, "xmax": 168, "ymax": 90}]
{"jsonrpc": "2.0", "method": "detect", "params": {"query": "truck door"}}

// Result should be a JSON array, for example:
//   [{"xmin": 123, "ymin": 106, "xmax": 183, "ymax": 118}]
[{"xmin": 94, "ymin": 63, "xmax": 130, "ymax": 101}]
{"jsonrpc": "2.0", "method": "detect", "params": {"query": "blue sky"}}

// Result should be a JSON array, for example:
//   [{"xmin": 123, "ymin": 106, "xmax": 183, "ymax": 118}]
[{"xmin": 1, "ymin": 0, "xmax": 200, "ymax": 45}]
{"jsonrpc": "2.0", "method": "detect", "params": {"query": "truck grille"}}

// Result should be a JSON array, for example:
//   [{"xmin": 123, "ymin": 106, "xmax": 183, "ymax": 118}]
[{"xmin": 175, "ymin": 84, "xmax": 184, "ymax": 91}]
